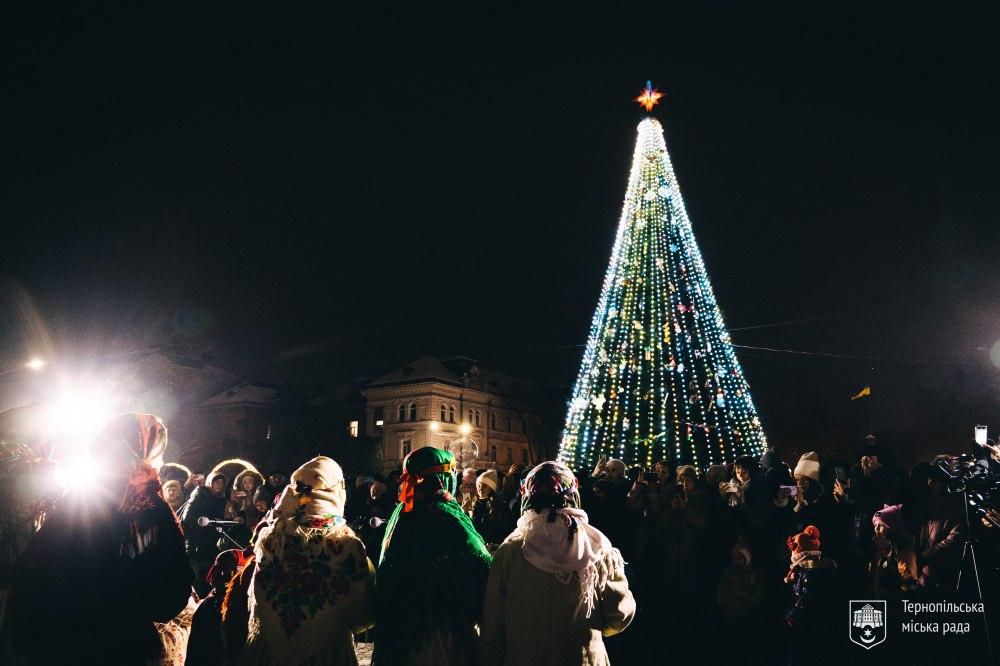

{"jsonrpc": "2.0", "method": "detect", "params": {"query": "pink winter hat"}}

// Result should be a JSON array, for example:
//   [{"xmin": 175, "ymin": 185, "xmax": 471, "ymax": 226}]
[{"xmin": 872, "ymin": 504, "xmax": 904, "ymax": 533}]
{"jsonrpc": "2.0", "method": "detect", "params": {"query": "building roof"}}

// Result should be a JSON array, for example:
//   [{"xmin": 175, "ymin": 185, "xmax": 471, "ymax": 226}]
[
  {"xmin": 367, "ymin": 356, "xmax": 533, "ymax": 398},
  {"xmin": 205, "ymin": 382, "xmax": 281, "ymax": 408}
]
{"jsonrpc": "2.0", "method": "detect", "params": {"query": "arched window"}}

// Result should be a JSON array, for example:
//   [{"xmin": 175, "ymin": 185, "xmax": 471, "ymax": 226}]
[
  {"xmin": 490, "ymin": 445, "xmax": 497, "ymax": 462},
  {"xmin": 398, "ymin": 404, "xmax": 406, "ymax": 422},
  {"xmin": 408, "ymin": 403, "xmax": 417, "ymax": 421},
  {"xmin": 441, "ymin": 404, "xmax": 447, "ymax": 422},
  {"xmin": 474, "ymin": 410, "xmax": 481, "ymax": 426},
  {"xmin": 491, "ymin": 413, "xmax": 497, "ymax": 430},
  {"xmin": 448, "ymin": 406, "xmax": 456, "ymax": 423},
  {"xmin": 469, "ymin": 409, "xmax": 474, "ymax": 424}
]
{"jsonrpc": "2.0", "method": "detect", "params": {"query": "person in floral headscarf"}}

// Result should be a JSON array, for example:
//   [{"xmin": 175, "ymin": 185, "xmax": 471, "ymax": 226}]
[
  {"xmin": 373, "ymin": 446, "xmax": 492, "ymax": 666},
  {"xmin": 10, "ymin": 413, "xmax": 192, "ymax": 665},
  {"xmin": 479, "ymin": 461, "xmax": 635, "ymax": 666},
  {"xmin": 242, "ymin": 455, "xmax": 375, "ymax": 666}
]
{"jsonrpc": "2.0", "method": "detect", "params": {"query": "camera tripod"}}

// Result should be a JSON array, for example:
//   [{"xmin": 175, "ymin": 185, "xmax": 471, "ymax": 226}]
[{"xmin": 955, "ymin": 488, "xmax": 994, "ymax": 664}]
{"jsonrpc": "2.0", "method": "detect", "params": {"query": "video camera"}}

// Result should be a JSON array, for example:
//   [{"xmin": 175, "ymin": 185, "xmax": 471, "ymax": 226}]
[{"xmin": 935, "ymin": 454, "xmax": 1000, "ymax": 529}]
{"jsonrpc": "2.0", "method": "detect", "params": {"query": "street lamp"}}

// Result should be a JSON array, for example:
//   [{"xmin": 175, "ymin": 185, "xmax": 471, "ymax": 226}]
[{"xmin": 0, "ymin": 357, "xmax": 47, "ymax": 377}]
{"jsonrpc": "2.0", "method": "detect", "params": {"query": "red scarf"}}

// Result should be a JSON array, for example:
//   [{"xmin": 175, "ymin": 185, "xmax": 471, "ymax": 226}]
[{"xmin": 397, "ymin": 462, "xmax": 456, "ymax": 512}]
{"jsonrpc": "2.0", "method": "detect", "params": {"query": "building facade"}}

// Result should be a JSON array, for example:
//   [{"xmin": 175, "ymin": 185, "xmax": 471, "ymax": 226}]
[{"xmin": 362, "ymin": 357, "xmax": 542, "ymax": 473}]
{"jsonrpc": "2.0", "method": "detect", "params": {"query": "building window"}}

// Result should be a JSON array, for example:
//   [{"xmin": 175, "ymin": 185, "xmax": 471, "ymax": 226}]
[
  {"xmin": 441, "ymin": 404, "xmax": 447, "ymax": 422},
  {"xmin": 444, "ymin": 441, "xmax": 451, "ymax": 452},
  {"xmin": 490, "ymin": 413, "xmax": 497, "ymax": 430},
  {"xmin": 506, "ymin": 447, "xmax": 513, "ymax": 465},
  {"xmin": 447, "ymin": 405, "xmax": 455, "ymax": 423},
  {"xmin": 401, "ymin": 439, "xmax": 412, "ymax": 457},
  {"xmin": 398, "ymin": 404, "xmax": 406, "ymax": 422},
  {"xmin": 474, "ymin": 410, "xmax": 481, "ymax": 426},
  {"xmin": 348, "ymin": 420, "xmax": 359, "ymax": 438},
  {"xmin": 469, "ymin": 409, "xmax": 474, "ymax": 424},
  {"xmin": 373, "ymin": 406, "xmax": 384, "ymax": 428},
  {"xmin": 490, "ymin": 445, "xmax": 497, "ymax": 462},
  {"xmin": 409, "ymin": 403, "xmax": 417, "ymax": 421},
  {"xmin": 506, "ymin": 416, "xmax": 512, "ymax": 432},
  {"xmin": 521, "ymin": 448, "xmax": 529, "ymax": 465}
]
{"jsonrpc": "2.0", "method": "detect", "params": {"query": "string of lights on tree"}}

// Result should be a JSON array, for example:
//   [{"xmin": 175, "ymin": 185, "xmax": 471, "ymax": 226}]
[{"xmin": 558, "ymin": 82, "xmax": 767, "ymax": 470}]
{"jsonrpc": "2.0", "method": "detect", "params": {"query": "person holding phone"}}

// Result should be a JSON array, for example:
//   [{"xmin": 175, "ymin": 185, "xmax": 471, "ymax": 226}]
[
  {"xmin": 587, "ymin": 456, "xmax": 632, "ymax": 559},
  {"xmin": 834, "ymin": 442, "xmax": 900, "ymax": 593},
  {"xmin": 655, "ymin": 465, "xmax": 715, "ymax": 663}
]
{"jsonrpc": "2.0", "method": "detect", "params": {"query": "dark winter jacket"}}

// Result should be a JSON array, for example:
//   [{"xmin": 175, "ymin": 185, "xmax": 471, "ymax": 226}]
[
  {"xmin": 655, "ymin": 486, "xmax": 713, "ymax": 595},
  {"xmin": 784, "ymin": 557, "xmax": 838, "ymax": 628},
  {"xmin": 11, "ymin": 478, "xmax": 192, "ymax": 664},
  {"xmin": 471, "ymin": 494, "xmax": 514, "ymax": 547},
  {"xmin": 186, "ymin": 589, "xmax": 225, "ymax": 665},
  {"xmin": 914, "ymin": 494, "xmax": 965, "ymax": 591},
  {"xmin": 181, "ymin": 485, "xmax": 229, "ymax": 557},
  {"xmin": 790, "ymin": 495, "xmax": 848, "ymax": 566}
]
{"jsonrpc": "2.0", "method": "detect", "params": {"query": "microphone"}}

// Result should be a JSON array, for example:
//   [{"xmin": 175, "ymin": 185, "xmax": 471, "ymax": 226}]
[
  {"xmin": 369, "ymin": 517, "xmax": 387, "ymax": 528},
  {"xmin": 197, "ymin": 516, "xmax": 241, "ymax": 527}
]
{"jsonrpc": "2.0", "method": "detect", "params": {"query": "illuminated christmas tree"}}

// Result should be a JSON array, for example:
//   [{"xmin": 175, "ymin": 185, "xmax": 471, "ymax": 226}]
[{"xmin": 558, "ymin": 83, "xmax": 767, "ymax": 470}]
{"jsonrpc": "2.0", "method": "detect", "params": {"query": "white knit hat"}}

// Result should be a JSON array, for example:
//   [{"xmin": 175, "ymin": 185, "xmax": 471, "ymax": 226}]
[
  {"xmin": 477, "ymin": 469, "xmax": 499, "ymax": 493},
  {"xmin": 793, "ymin": 452, "xmax": 821, "ymax": 482}
]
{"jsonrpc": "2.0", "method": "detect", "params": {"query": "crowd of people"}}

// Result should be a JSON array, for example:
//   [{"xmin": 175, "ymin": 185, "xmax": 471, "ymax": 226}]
[{"xmin": 0, "ymin": 400, "xmax": 996, "ymax": 665}]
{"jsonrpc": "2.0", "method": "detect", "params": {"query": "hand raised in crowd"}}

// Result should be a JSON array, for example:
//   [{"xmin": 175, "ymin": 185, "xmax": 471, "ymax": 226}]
[
  {"xmin": 832, "ymin": 478, "xmax": 846, "ymax": 499},
  {"xmin": 861, "ymin": 456, "xmax": 881, "ymax": 475},
  {"xmin": 507, "ymin": 463, "xmax": 525, "ymax": 477},
  {"xmin": 983, "ymin": 508, "xmax": 1000, "ymax": 529},
  {"xmin": 592, "ymin": 455, "xmax": 607, "ymax": 478}
]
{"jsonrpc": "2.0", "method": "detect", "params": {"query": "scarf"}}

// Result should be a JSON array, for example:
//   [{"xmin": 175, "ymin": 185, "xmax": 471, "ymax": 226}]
[
  {"xmin": 516, "ymin": 507, "xmax": 612, "ymax": 618},
  {"xmin": 250, "ymin": 457, "xmax": 371, "ymax": 661},
  {"xmin": 790, "ymin": 549, "xmax": 822, "ymax": 568}
]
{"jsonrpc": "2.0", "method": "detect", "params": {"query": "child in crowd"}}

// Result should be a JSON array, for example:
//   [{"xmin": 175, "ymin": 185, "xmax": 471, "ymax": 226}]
[
  {"xmin": 718, "ymin": 537, "xmax": 765, "ymax": 621},
  {"xmin": 868, "ymin": 503, "xmax": 918, "ymax": 602},
  {"xmin": 784, "ymin": 525, "xmax": 839, "ymax": 664}
]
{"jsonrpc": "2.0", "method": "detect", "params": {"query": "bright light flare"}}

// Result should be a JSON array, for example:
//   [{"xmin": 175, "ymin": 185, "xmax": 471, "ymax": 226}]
[
  {"xmin": 460, "ymin": 423, "xmax": 472, "ymax": 435},
  {"xmin": 55, "ymin": 453, "xmax": 107, "ymax": 491},
  {"xmin": 41, "ymin": 384, "xmax": 119, "ymax": 446},
  {"xmin": 25, "ymin": 358, "xmax": 46, "ymax": 371}
]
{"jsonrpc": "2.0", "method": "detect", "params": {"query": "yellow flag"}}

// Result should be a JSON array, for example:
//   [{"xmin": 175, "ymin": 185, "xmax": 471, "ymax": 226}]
[{"xmin": 850, "ymin": 386, "xmax": 871, "ymax": 401}]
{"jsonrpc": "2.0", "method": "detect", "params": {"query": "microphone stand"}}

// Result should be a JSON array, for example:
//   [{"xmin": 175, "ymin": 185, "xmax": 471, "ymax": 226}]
[{"xmin": 213, "ymin": 524, "xmax": 247, "ymax": 551}]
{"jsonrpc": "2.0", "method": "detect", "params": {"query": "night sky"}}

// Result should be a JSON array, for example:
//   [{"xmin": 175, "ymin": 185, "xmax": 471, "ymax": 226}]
[{"xmin": 3, "ymin": 5, "xmax": 999, "ymax": 464}]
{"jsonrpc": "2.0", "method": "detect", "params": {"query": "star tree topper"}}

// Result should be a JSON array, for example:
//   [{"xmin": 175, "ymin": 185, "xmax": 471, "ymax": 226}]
[{"xmin": 635, "ymin": 80, "xmax": 664, "ymax": 112}]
